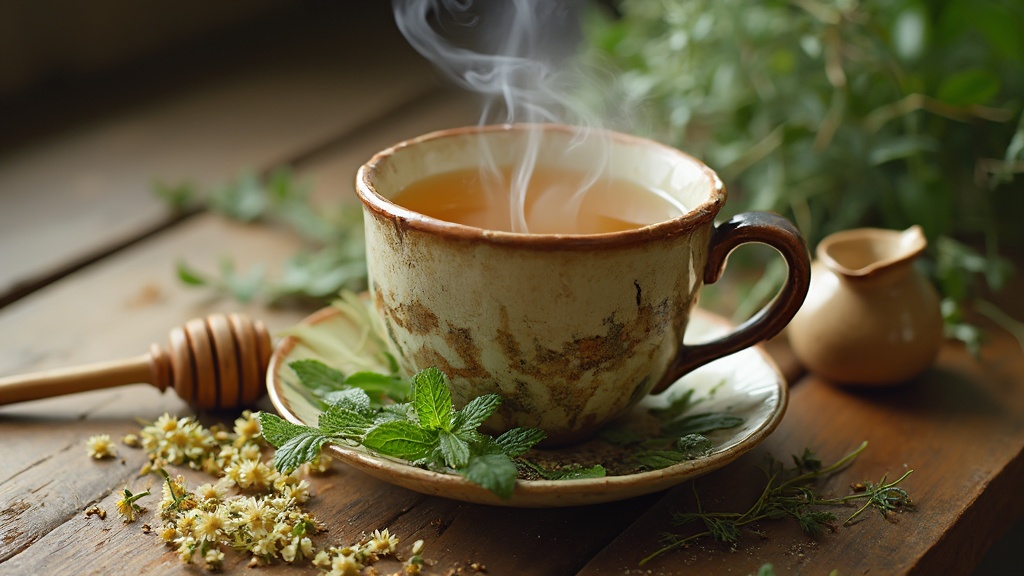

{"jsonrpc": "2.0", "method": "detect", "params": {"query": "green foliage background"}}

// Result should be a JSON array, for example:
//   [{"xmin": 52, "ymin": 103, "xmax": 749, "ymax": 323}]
[{"xmin": 581, "ymin": 0, "xmax": 1023, "ymax": 326}]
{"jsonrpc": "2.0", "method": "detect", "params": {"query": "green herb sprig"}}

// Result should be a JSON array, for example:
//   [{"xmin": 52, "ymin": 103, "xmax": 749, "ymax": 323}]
[
  {"xmin": 258, "ymin": 364, "xmax": 548, "ymax": 499},
  {"xmin": 641, "ymin": 441, "xmax": 915, "ymax": 565},
  {"xmin": 160, "ymin": 168, "xmax": 367, "ymax": 305},
  {"xmin": 582, "ymin": 0, "xmax": 1022, "ymax": 350}
]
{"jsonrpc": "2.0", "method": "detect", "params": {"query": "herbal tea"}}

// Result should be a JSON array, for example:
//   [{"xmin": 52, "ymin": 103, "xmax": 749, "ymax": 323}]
[{"xmin": 390, "ymin": 165, "xmax": 686, "ymax": 234}]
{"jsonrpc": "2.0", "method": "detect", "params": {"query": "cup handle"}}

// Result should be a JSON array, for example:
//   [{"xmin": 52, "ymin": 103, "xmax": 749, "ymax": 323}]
[{"xmin": 651, "ymin": 212, "xmax": 811, "ymax": 394}]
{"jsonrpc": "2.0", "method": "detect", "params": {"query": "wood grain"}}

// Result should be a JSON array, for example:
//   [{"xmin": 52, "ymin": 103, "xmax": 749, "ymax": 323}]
[
  {"xmin": 578, "ymin": 325, "xmax": 1024, "ymax": 575},
  {"xmin": 0, "ymin": 4, "xmax": 438, "ymax": 305}
]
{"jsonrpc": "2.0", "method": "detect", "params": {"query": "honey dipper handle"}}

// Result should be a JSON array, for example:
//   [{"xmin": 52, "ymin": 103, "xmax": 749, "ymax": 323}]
[{"xmin": 0, "ymin": 353, "xmax": 158, "ymax": 406}]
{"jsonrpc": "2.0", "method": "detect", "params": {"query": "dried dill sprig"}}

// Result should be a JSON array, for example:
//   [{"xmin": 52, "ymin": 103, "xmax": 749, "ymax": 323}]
[{"xmin": 641, "ymin": 441, "xmax": 915, "ymax": 566}]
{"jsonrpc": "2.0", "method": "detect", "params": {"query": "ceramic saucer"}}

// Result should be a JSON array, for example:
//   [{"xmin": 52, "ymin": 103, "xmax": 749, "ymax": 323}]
[{"xmin": 267, "ymin": 299, "xmax": 787, "ymax": 508}]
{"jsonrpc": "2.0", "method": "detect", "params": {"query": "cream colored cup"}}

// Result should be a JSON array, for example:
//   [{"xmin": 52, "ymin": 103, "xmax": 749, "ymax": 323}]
[{"xmin": 356, "ymin": 124, "xmax": 809, "ymax": 445}]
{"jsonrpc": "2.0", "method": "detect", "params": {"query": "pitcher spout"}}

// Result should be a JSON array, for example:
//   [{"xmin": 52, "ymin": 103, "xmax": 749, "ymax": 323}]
[{"xmin": 817, "ymin": 225, "xmax": 927, "ymax": 280}]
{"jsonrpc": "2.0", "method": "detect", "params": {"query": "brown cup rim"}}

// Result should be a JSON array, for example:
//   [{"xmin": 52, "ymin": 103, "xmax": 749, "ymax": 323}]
[{"xmin": 355, "ymin": 124, "xmax": 727, "ymax": 249}]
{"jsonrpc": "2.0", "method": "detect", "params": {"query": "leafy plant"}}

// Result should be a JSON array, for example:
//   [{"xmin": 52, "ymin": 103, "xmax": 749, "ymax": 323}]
[
  {"xmin": 161, "ymin": 167, "xmax": 367, "ymax": 305},
  {"xmin": 641, "ymin": 441, "xmax": 915, "ymax": 565},
  {"xmin": 259, "ymin": 363, "xmax": 563, "ymax": 499},
  {"xmin": 582, "ymin": 0, "xmax": 1023, "ymax": 346}
]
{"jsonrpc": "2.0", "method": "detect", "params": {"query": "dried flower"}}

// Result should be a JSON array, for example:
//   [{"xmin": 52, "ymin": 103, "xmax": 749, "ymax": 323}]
[
  {"xmin": 114, "ymin": 487, "xmax": 150, "ymax": 523},
  {"xmin": 328, "ymin": 551, "xmax": 363, "ymax": 576},
  {"xmin": 405, "ymin": 539, "xmax": 426, "ymax": 574},
  {"xmin": 305, "ymin": 454, "xmax": 333, "ymax": 474},
  {"xmin": 233, "ymin": 411, "xmax": 262, "ymax": 444},
  {"xmin": 366, "ymin": 528, "xmax": 399, "ymax": 555},
  {"xmin": 87, "ymin": 434, "xmax": 117, "ymax": 459},
  {"xmin": 193, "ymin": 509, "xmax": 226, "ymax": 541},
  {"xmin": 236, "ymin": 459, "xmax": 276, "ymax": 490},
  {"xmin": 204, "ymin": 548, "xmax": 225, "ymax": 571}
]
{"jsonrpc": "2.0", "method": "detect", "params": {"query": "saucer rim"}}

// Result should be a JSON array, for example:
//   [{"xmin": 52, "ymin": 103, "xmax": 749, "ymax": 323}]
[{"xmin": 266, "ymin": 305, "xmax": 788, "ymax": 507}]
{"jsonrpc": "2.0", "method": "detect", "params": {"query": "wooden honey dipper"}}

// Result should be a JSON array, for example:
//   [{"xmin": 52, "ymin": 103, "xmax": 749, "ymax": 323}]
[{"xmin": 0, "ymin": 313, "xmax": 271, "ymax": 410}]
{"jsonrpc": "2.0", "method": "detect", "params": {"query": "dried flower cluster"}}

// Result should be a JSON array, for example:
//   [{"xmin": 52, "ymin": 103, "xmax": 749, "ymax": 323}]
[
  {"xmin": 155, "ymin": 467, "xmax": 314, "ymax": 565},
  {"xmin": 310, "ymin": 529, "xmax": 414, "ymax": 576},
  {"xmin": 138, "ymin": 412, "xmax": 264, "ymax": 475},
  {"xmin": 95, "ymin": 411, "xmax": 424, "ymax": 574}
]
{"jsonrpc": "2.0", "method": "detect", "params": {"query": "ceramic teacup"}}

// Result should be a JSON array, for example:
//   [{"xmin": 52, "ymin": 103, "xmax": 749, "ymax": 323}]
[{"xmin": 356, "ymin": 124, "xmax": 810, "ymax": 445}]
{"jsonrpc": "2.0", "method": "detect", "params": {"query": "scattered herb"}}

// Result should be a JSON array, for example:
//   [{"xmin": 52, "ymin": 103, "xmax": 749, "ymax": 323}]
[
  {"xmin": 641, "ymin": 441, "xmax": 916, "ymax": 566},
  {"xmin": 521, "ymin": 460, "xmax": 607, "ymax": 480},
  {"xmin": 661, "ymin": 412, "xmax": 745, "ymax": 438},
  {"xmin": 648, "ymin": 388, "xmax": 697, "ymax": 422},
  {"xmin": 161, "ymin": 167, "xmax": 367, "ymax": 306},
  {"xmin": 259, "ymin": 364, "xmax": 548, "ymax": 499},
  {"xmin": 618, "ymin": 389, "xmax": 745, "ymax": 470}
]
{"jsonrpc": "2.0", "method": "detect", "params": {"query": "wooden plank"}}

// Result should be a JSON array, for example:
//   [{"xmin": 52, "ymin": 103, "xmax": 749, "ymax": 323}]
[
  {"xmin": 577, "ymin": 325, "xmax": 1024, "ymax": 575},
  {"xmin": 0, "ymin": 95, "xmax": 484, "ymax": 572},
  {"xmin": 0, "ymin": 4, "xmax": 438, "ymax": 305}
]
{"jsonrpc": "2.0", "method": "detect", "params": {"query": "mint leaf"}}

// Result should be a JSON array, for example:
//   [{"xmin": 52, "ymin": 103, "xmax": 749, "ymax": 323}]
[
  {"xmin": 464, "ymin": 453, "xmax": 518, "ymax": 499},
  {"xmin": 290, "ymin": 359, "xmax": 346, "ymax": 393},
  {"xmin": 273, "ymin": 431, "xmax": 332, "ymax": 473},
  {"xmin": 412, "ymin": 367, "xmax": 453, "ymax": 431},
  {"xmin": 292, "ymin": 359, "xmax": 408, "ymax": 407},
  {"xmin": 635, "ymin": 450, "xmax": 688, "ymax": 470},
  {"xmin": 650, "ymin": 388, "xmax": 696, "ymax": 422},
  {"xmin": 662, "ymin": 413, "xmax": 744, "ymax": 437},
  {"xmin": 318, "ymin": 402, "xmax": 374, "ymax": 438},
  {"xmin": 549, "ymin": 464, "xmax": 606, "ymax": 480},
  {"xmin": 452, "ymin": 394, "xmax": 502, "ymax": 436},
  {"xmin": 176, "ymin": 261, "xmax": 209, "ymax": 286},
  {"xmin": 376, "ymin": 403, "xmax": 413, "ymax": 423},
  {"xmin": 258, "ymin": 412, "xmax": 317, "ymax": 447},
  {"xmin": 677, "ymin": 434, "xmax": 714, "ymax": 459},
  {"xmin": 322, "ymin": 387, "xmax": 372, "ymax": 414},
  {"xmin": 345, "ymin": 371, "xmax": 409, "ymax": 402},
  {"xmin": 257, "ymin": 412, "xmax": 331, "ymax": 473},
  {"xmin": 439, "ymin": 431, "xmax": 471, "ymax": 468},
  {"xmin": 363, "ymin": 420, "xmax": 439, "ymax": 461},
  {"xmin": 495, "ymin": 427, "xmax": 547, "ymax": 457}
]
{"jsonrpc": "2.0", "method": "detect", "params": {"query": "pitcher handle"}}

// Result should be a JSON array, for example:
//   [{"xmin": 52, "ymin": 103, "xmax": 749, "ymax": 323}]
[{"xmin": 651, "ymin": 212, "xmax": 811, "ymax": 393}]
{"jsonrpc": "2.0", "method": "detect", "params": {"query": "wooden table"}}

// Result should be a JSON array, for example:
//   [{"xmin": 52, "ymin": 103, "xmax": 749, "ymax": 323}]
[{"xmin": 2, "ymin": 5, "xmax": 1022, "ymax": 575}]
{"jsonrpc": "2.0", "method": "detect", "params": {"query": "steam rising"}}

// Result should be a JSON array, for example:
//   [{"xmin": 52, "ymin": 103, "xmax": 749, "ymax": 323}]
[{"xmin": 393, "ymin": 0, "xmax": 610, "ymax": 233}]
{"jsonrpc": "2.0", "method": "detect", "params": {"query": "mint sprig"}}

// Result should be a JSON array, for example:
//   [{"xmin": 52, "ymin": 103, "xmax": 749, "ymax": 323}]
[{"xmin": 260, "ymin": 362, "xmax": 548, "ymax": 499}]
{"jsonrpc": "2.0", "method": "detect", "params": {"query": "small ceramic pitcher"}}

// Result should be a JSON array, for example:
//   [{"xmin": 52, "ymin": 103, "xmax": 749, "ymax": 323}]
[{"xmin": 787, "ymin": 225, "xmax": 943, "ymax": 385}]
